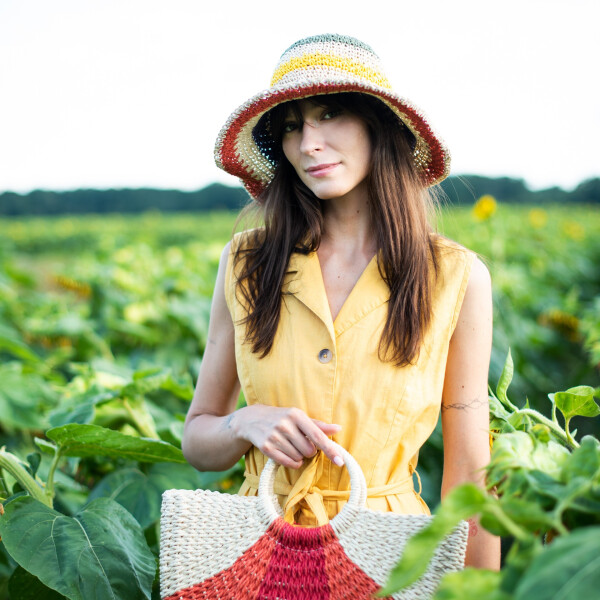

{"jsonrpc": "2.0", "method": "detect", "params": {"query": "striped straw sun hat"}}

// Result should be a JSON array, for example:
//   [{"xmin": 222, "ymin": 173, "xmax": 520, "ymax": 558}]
[{"xmin": 214, "ymin": 34, "xmax": 450, "ymax": 198}]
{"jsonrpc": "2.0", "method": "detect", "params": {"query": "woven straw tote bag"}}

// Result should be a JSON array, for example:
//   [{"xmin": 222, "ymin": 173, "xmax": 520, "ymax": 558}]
[{"xmin": 160, "ymin": 443, "xmax": 468, "ymax": 600}]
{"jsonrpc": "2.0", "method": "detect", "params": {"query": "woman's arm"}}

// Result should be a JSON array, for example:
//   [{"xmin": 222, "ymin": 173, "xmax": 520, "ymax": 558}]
[
  {"xmin": 182, "ymin": 243, "xmax": 344, "ymax": 472},
  {"xmin": 181, "ymin": 242, "xmax": 248, "ymax": 470},
  {"xmin": 441, "ymin": 256, "xmax": 501, "ymax": 569}
]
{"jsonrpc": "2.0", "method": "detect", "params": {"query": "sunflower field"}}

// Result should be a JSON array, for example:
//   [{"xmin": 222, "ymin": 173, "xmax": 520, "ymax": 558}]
[{"xmin": 0, "ymin": 202, "xmax": 598, "ymax": 599}]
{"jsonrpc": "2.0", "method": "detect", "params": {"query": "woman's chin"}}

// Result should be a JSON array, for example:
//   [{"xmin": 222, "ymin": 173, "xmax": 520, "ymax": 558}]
[{"xmin": 308, "ymin": 182, "xmax": 368, "ymax": 203}]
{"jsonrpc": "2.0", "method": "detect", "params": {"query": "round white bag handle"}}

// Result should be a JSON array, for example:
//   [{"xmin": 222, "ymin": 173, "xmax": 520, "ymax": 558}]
[{"xmin": 257, "ymin": 442, "xmax": 367, "ymax": 531}]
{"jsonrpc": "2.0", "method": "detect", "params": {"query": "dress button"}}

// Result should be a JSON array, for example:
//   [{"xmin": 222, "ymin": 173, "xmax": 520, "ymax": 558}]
[{"xmin": 318, "ymin": 349, "xmax": 333, "ymax": 363}]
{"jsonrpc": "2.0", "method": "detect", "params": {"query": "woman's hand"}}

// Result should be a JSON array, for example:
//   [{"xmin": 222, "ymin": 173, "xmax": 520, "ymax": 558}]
[{"xmin": 230, "ymin": 404, "xmax": 343, "ymax": 469}]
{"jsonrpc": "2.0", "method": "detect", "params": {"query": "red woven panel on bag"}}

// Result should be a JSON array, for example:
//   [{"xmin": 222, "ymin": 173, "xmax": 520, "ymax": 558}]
[
  {"xmin": 164, "ymin": 519, "xmax": 389, "ymax": 600},
  {"xmin": 257, "ymin": 519, "xmax": 330, "ymax": 599},
  {"xmin": 163, "ymin": 522, "xmax": 279, "ymax": 600}
]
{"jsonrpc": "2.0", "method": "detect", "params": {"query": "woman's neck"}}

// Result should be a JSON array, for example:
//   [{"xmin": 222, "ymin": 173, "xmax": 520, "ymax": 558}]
[{"xmin": 320, "ymin": 188, "xmax": 377, "ymax": 257}]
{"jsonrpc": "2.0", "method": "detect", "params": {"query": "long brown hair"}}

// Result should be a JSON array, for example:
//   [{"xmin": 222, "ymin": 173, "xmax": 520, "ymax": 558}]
[{"xmin": 234, "ymin": 92, "xmax": 439, "ymax": 366}]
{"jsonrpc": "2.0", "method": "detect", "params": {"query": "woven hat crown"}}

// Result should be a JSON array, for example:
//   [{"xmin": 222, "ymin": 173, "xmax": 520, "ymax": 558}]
[{"xmin": 270, "ymin": 34, "xmax": 393, "ymax": 91}]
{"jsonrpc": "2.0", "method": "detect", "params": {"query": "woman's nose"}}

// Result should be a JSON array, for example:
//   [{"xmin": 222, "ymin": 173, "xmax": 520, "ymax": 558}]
[{"xmin": 299, "ymin": 121, "xmax": 324, "ymax": 154}]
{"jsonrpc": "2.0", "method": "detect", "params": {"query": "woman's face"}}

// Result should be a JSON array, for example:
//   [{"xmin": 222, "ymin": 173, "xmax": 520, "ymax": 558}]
[{"xmin": 280, "ymin": 99, "xmax": 372, "ymax": 202}]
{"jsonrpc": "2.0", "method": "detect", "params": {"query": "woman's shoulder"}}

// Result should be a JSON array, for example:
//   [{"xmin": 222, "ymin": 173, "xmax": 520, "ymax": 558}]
[
  {"xmin": 429, "ymin": 236, "xmax": 490, "ymax": 333},
  {"xmin": 224, "ymin": 228, "xmax": 267, "ymax": 291},
  {"xmin": 230, "ymin": 227, "xmax": 266, "ymax": 253},
  {"xmin": 431, "ymin": 234, "xmax": 476, "ymax": 270},
  {"xmin": 223, "ymin": 229, "xmax": 265, "ymax": 312},
  {"xmin": 430, "ymin": 233, "xmax": 491, "ymax": 292},
  {"xmin": 432, "ymin": 233, "xmax": 472, "ymax": 255}
]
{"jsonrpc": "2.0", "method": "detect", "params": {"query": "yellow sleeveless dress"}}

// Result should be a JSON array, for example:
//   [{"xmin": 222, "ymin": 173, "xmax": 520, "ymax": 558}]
[{"xmin": 224, "ymin": 233, "xmax": 474, "ymax": 527}]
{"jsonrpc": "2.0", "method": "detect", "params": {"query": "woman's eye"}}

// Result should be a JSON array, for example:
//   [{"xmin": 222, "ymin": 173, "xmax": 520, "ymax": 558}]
[
  {"xmin": 282, "ymin": 121, "xmax": 299, "ymax": 134},
  {"xmin": 322, "ymin": 109, "xmax": 342, "ymax": 120}
]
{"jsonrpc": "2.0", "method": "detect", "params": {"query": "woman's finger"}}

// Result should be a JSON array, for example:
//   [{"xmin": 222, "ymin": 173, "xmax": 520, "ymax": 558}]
[
  {"xmin": 260, "ymin": 427, "xmax": 317, "ymax": 464},
  {"xmin": 270, "ymin": 412, "xmax": 320, "ymax": 458},
  {"xmin": 265, "ymin": 447, "xmax": 304, "ymax": 469},
  {"xmin": 302, "ymin": 420, "xmax": 344, "ymax": 467},
  {"xmin": 312, "ymin": 419, "xmax": 342, "ymax": 434}
]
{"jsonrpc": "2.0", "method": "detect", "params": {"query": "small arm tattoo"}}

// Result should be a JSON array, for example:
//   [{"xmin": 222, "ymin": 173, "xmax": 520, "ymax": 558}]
[{"xmin": 441, "ymin": 397, "xmax": 487, "ymax": 412}]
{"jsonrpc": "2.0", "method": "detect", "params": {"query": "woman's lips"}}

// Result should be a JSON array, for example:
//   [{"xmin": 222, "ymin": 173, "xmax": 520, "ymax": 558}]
[{"xmin": 306, "ymin": 163, "xmax": 339, "ymax": 177}]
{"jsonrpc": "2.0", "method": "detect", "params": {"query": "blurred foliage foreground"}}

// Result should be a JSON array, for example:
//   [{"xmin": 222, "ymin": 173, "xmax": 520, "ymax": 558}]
[{"xmin": 0, "ymin": 204, "xmax": 598, "ymax": 599}]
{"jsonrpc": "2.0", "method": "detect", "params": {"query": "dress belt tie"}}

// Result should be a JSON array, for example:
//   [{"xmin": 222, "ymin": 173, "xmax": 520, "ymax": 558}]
[{"xmin": 242, "ymin": 452, "xmax": 423, "ymax": 526}]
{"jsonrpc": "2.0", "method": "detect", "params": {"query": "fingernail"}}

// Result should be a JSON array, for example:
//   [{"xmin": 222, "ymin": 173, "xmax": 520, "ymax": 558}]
[{"xmin": 333, "ymin": 456, "xmax": 344, "ymax": 467}]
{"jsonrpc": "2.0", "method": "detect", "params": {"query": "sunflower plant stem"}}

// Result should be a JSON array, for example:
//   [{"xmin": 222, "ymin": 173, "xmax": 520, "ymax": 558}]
[
  {"xmin": 551, "ymin": 519, "xmax": 569, "ymax": 537},
  {"xmin": 554, "ymin": 480, "xmax": 592, "ymax": 530},
  {"xmin": 485, "ymin": 503, "xmax": 531, "ymax": 542},
  {"xmin": 501, "ymin": 393, "xmax": 519, "ymax": 413},
  {"xmin": 44, "ymin": 447, "xmax": 63, "ymax": 503},
  {"xmin": 0, "ymin": 448, "xmax": 52, "ymax": 507},
  {"xmin": 563, "ymin": 417, "xmax": 577, "ymax": 449},
  {"xmin": 518, "ymin": 409, "xmax": 576, "ymax": 448},
  {"xmin": 0, "ymin": 472, "xmax": 9, "ymax": 498}
]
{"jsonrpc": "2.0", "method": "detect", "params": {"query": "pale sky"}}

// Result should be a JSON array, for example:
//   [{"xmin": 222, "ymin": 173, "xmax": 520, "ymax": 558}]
[{"xmin": 0, "ymin": 0, "xmax": 598, "ymax": 194}]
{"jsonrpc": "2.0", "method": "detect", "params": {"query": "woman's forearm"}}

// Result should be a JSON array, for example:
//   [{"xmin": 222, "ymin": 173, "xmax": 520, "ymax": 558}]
[
  {"xmin": 183, "ymin": 403, "xmax": 344, "ymax": 472},
  {"xmin": 464, "ymin": 515, "xmax": 501, "ymax": 569},
  {"xmin": 441, "ymin": 474, "xmax": 501, "ymax": 570},
  {"xmin": 182, "ymin": 410, "xmax": 252, "ymax": 471}
]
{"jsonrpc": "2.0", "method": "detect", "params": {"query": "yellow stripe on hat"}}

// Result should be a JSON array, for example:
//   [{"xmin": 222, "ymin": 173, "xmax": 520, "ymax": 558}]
[{"xmin": 271, "ymin": 52, "xmax": 392, "ymax": 89}]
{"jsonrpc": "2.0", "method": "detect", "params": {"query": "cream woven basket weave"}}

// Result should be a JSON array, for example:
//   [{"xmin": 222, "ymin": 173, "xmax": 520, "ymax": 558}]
[{"xmin": 160, "ymin": 443, "xmax": 468, "ymax": 600}]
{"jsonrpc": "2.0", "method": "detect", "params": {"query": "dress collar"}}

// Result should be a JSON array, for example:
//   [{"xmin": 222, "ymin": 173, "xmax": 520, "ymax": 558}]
[{"xmin": 283, "ymin": 249, "xmax": 389, "ymax": 339}]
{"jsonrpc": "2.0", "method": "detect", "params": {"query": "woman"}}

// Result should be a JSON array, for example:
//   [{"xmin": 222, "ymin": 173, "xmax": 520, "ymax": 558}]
[{"xmin": 182, "ymin": 34, "xmax": 500, "ymax": 569}]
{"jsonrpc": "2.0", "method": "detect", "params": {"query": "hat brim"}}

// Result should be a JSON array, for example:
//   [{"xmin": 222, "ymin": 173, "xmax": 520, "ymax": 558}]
[{"xmin": 214, "ymin": 80, "xmax": 450, "ymax": 198}]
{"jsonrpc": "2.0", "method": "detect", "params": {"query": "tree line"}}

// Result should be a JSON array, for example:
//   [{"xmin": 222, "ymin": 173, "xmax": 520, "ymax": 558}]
[{"xmin": 0, "ymin": 176, "xmax": 598, "ymax": 216}]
